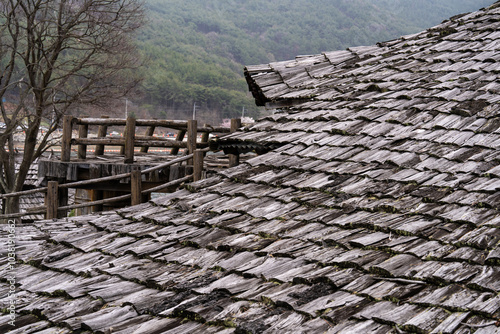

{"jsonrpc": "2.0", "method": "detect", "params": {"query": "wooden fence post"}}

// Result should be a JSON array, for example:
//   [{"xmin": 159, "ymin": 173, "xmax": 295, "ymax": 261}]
[
  {"xmin": 124, "ymin": 116, "xmax": 136, "ymax": 163},
  {"xmin": 170, "ymin": 129, "xmax": 186, "ymax": 156},
  {"xmin": 201, "ymin": 123, "xmax": 210, "ymax": 144},
  {"xmin": 95, "ymin": 115, "xmax": 109, "ymax": 156},
  {"xmin": 229, "ymin": 118, "xmax": 242, "ymax": 167},
  {"xmin": 130, "ymin": 168, "xmax": 142, "ymax": 206},
  {"xmin": 140, "ymin": 126, "xmax": 156, "ymax": 153},
  {"xmin": 90, "ymin": 164, "xmax": 103, "ymax": 213},
  {"xmin": 61, "ymin": 115, "xmax": 74, "ymax": 162},
  {"xmin": 77, "ymin": 123, "xmax": 88, "ymax": 160},
  {"xmin": 193, "ymin": 149, "xmax": 204, "ymax": 182},
  {"xmin": 46, "ymin": 181, "xmax": 59, "ymax": 219},
  {"xmin": 187, "ymin": 119, "xmax": 197, "ymax": 165},
  {"xmin": 57, "ymin": 180, "xmax": 69, "ymax": 219}
]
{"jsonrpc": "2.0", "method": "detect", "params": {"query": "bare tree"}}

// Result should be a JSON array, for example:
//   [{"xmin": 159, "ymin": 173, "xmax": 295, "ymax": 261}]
[{"xmin": 0, "ymin": 0, "xmax": 144, "ymax": 214}]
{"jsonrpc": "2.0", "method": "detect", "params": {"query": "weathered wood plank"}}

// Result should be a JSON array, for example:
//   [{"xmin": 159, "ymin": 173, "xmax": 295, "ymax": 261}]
[
  {"xmin": 77, "ymin": 124, "xmax": 88, "ymax": 160},
  {"xmin": 130, "ymin": 169, "xmax": 142, "ymax": 206},
  {"xmin": 46, "ymin": 181, "xmax": 59, "ymax": 219},
  {"xmin": 170, "ymin": 129, "xmax": 186, "ymax": 155},
  {"xmin": 193, "ymin": 150, "xmax": 204, "ymax": 182},
  {"xmin": 187, "ymin": 119, "xmax": 197, "ymax": 165},
  {"xmin": 123, "ymin": 116, "xmax": 136, "ymax": 163},
  {"xmin": 140, "ymin": 126, "xmax": 156, "ymax": 153},
  {"xmin": 94, "ymin": 115, "xmax": 109, "ymax": 156},
  {"xmin": 61, "ymin": 115, "xmax": 74, "ymax": 162}
]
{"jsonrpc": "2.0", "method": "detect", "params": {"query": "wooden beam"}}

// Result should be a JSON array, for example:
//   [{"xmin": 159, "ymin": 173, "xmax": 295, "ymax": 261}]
[
  {"xmin": 77, "ymin": 118, "xmax": 229, "ymax": 132},
  {"xmin": 0, "ymin": 151, "xmax": 204, "ymax": 201},
  {"xmin": 124, "ymin": 116, "xmax": 136, "ymax": 163},
  {"xmin": 193, "ymin": 150, "xmax": 204, "ymax": 182},
  {"xmin": 140, "ymin": 126, "xmax": 156, "ymax": 153},
  {"xmin": 201, "ymin": 123, "xmax": 210, "ymax": 146},
  {"xmin": 59, "ymin": 194, "xmax": 132, "ymax": 211},
  {"xmin": 90, "ymin": 164, "xmax": 103, "ymax": 213},
  {"xmin": 170, "ymin": 129, "xmax": 186, "ymax": 155},
  {"xmin": 136, "ymin": 139, "xmax": 201, "ymax": 148},
  {"xmin": 73, "ymin": 137, "xmax": 125, "ymax": 146},
  {"xmin": 229, "ymin": 118, "xmax": 242, "ymax": 167},
  {"xmin": 61, "ymin": 115, "xmax": 74, "ymax": 162},
  {"xmin": 95, "ymin": 115, "xmax": 109, "ymax": 156},
  {"xmin": 77, "ymin": 124, "xmax": 88, "ymax": 160},
  {"xmin": 142, "ymin": 175, "xmax": 192, "ymax": 194},
  {"xmin": 78, "ymin": 118, "xmax": 185, "ymax": 127},
  {"xmin": 57, "ymin": 183, "xmax": 69, "ymax": 219},
  {"xmin": 46, "ymin": 181, "xmax": 59, "ymax": 219},
  {"xmin": 130, "ymin": 169, "xmax": 142, "ymax": 206},
  {"xmin": 72, "ymin": 137, "xmax": 195, "ymax": 148},
  {"xmin": 187, "ymin": 120, "xmax": 197, "ymax": 165}
]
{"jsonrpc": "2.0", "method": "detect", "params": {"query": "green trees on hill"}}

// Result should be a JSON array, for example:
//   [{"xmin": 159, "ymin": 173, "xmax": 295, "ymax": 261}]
[{"xmin": 135, "ymin": 0, "xmax": 494, "ymax": 123}]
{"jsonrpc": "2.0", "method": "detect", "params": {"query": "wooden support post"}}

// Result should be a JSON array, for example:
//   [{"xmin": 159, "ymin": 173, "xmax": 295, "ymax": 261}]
[
  {"xmin": 57, "ymin": 179, "xmax": 69, "ymax": 219},
  {"xmin": 229, "ymin": 118, "xmax": 242, "ymax": 167},
  {"xmin": 90, "ymin": 164, "xmax": 103, "ymax": 213},
  {"xmin": 130, "ymin": 168, "xmax": 142, "ymax": 206},
  {"xmin": 123, "ymin": 116, "xmax": 136, "ymax": 163},
  {"xmin": 95, "ymin": 115, "xmax": 109, "ymax": 156},
  {"xmin": 77, "ymin": 123, "xmax": 88, "ymax": 160},
  {"xmin": 61, "ymin": 115, "xmax": 74, "ymax": 162},
  {"xmin": 201, "ymin": 123, "xmax": 210, "ymax": 144},
  {"xmin": 200, "ymin": 124, "xmax": 210, "ymax": 158},
  {"xmin": 193, "ymin": 149, "xmax": 204, "ymax": 182},
  {"xmin": 187, "ymin": 119, "xmax": 197, "ymax": 165},
  {"xmin": 46, "ymin": 181, "xmax": 59, "ymax": 219},
  {"xmin": 140, "ymin": 126, "xmax": 156, "ymax": 153},
  {"xmin": 170, "ymin": 129, "xmax": 186, "ymax": 155}
]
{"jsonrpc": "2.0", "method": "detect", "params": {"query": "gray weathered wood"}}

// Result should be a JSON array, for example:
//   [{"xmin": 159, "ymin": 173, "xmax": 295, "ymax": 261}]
[
  {"xmin": 46, "ymin": 181, "xmax": 59, "ymax": 219},
  {"xmin": 77, "ymin": 118, "xmax": 229, "ymax": 133},
  {"xmin": 187, "ymin": 120, "xmax": 197, "ymax": 165},
  {"xmin": 193, "ymin": 150, "xmax": 204, "ymax": 182},
  {"xmin": 170, "ymin": 129, "xmax": 186, "ymax": 155},
  {"xmin": 73, "ymin": 137, "xmax": 195, "ymax": 149},
  {"xmin": 73, "ymin": 138, "xmax": 125, "ymax": 146},
  {"xmin": 90, "ymin": 164, "xmax": 103, "ymax": 213},
  {"xmin": 229, "ymin": 118, "xmax": 242, "ymax": 167},
  {"xmin": 135, "ymin": 139, "xmax": 191, "ymax": 148},
  {"xmin": 201, "ymin": 123, "xmax": 210, "ymax": 145},
  {"xmin": 63, "ymin": 194, "xmax": 130, "ymax": 211},
  {"xmin": 123, "ymin": 116, "xmax": 136, "ymax": 163},
  {"xmin": 140, "ymin": 126, "xmax": 156, "ymax": 153},
  {"xmin": 77, "ymin": 124, "xmax": 88, "ymax": 160},
  {"xmin": 142, "ymin": 175, "xmax": 193, "ymax": 194},
  {"xmin": 95, "ymin": 115, "xmax": 109, "ymax": 156},
  {"xmin": 131, "ymin": 169, "xmax": 142, "ymax": 206},
  {"xmin": 61, "ymin": 115, "xmax": 74, "ymax": 162}
]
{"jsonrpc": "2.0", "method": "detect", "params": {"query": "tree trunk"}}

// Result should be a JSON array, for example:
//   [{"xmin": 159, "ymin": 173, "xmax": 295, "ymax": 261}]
[{"xmin": 5, "ymin": 196, "xmax": 20, "ymax": 215}]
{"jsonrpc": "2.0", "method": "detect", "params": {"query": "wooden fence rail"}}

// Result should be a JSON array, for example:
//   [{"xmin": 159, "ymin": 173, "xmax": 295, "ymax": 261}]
[
  {"xmin": 0, "ymin": 149, "xmax": 208, "ymax": 221},
  {"xmin": 63, "ymin": 116, "xmax": 232, "ymax": 163},
  {"xmin": 1, "ymin": 115, "xmax": 245, "ymax": 221}
]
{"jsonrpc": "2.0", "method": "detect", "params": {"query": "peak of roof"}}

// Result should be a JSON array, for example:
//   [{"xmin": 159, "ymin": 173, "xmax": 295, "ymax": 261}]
[{"xmin": 245, "ymin": 2, "xmax": 500, "ymax": 112}]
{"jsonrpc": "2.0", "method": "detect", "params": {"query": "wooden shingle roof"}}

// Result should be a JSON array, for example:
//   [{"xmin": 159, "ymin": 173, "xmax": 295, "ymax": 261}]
[{"xmin": 1, "ymin": 3, "xmax": 500, "ymax": 333}]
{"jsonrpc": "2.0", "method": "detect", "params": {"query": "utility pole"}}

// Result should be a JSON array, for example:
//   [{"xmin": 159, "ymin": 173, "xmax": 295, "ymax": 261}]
[
  {"xmin": 192, "ymin": 102, "xmax": 197, "ymax": 120},
  {"xmin": 242, "ymin": 106, "xmax": 245, "ymax": 119},
  {"xmin": 125, "ymin": 98, "xmax": 128, "ymax": 118}
]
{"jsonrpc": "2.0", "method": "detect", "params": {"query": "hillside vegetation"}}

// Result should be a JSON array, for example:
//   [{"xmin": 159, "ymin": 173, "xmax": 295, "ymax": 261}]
[{"xmin": 135, "ymin": 0, "xmax": 494, "ymax": 123}]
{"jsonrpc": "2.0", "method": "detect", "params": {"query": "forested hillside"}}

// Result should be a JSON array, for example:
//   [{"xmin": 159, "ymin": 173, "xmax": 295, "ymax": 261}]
[{"xmin": 134, "ymin": 0, "xmax": 494, "ymax": 123}]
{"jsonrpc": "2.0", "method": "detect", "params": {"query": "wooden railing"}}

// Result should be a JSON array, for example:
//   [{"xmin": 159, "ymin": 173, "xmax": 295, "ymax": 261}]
[
  {"xmin": 0, "ymin": 150, "xmax": 208, "ymax": 220},
  {"xmin": 0, "ymin": 116, "xmax": 246, "ymax": 221},
  {"xmin": 61, "ymin": 116, "xmax": 231, "ymax": 163}
]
